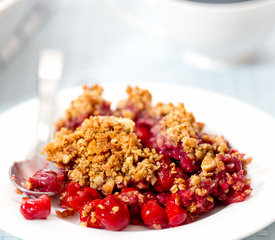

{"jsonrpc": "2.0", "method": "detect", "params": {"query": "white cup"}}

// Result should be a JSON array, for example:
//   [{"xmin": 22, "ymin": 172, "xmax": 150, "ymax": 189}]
[{"xmin": 114, "ymin": 0, "xmax": 275, "ymax": 64}]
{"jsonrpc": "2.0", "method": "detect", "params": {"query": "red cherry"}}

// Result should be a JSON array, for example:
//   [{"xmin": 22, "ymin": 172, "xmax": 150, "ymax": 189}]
[
  {"xmin": 142, "ymin": 190, "xmax": 157, "ymax": 200},
  {"xmin": 29, "ymin": 169, "xmax": 63, "ymax": 193},
  {"xmin": 135, "ymin": 124, "xmax": 151, "ymax": 146},
  {"xmin": 158, "ymin": 144, "xmax": 199, "ymax": 173},
  {"xmin": 62, "ymin": 182, "xmax": 81, "ymax": 196},
  {"xmin": 95, "ymin": 195, "xmax": 130, "ymax": 231},
  {"xmin": 154, "ymin": 158, "xmax": 186, "ymax": 192},
  {"xmin": 154, "ymin": 167, "xmax": 174, "ymax": 192},
  {"xmin": 80, "ymin": 199, "xmax": 103, "ymax": 228},
  {"xmin": 119, "ymin": 188, "xmax": 145, "ymax": 224},
  {"xmin": 141, "ymin": 199, "xmax": 168, "ymax": 229},
  {"xmin": 20, "ymin": 195, "xmax": 51, "ymax": 220},
  {"xmin": 60, "ymin": 182, "xmax": 102, "ymax": 212},
  {"xmin": 153, "ymin": 157, "xmax": 174, "ymax": 192},
  {"xmin": 224, "ymin": 186, "xmax": 252, "ymax": 205},
  {"xmin": 70, "ymin": 188, "xmax": 102, "ymax": 212},
  {"xmin": 156, "ymin": 192, "xmax": 171, "ymax": 206},
  {"xmin": 119, "ymin": 187, "xmax": 145, "ymax": 205},
  {"xmin": 166, "ymin": 194, "xmax": 187, "ymax": 226}
]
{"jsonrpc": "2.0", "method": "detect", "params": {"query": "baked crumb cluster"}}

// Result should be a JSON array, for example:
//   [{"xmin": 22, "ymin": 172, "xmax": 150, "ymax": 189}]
[
  {"xmin": 116, "ymin": 86, "xmax": 152, "ymax": 120},
  {"xmin": 56, "ymin": 84, "xmax": 112, "ymax": 130},
  {"xmin": 40, "ymin": 84, "xmax": 252, "ymax": 230},
  {"xmin": 44, "ymin": 116, "xmax": 160, "ymax": 195}
]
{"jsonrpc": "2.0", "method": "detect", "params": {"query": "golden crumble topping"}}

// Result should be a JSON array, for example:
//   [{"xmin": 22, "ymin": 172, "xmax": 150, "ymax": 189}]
[
  {"xmin": 43, "ymin": 116, "xmax": 160, "ymax": 194},
  {"xmin": 116, "ymin": 86, "xmax": 152, "ymax": 119},
  {"xmin": 158, "ymin": 103, "xmax": 201, "ymax": 141},
  {"xmin": 43, "ymin": 84, "xmax": 251, "ymax": 206},
  {"xmin": 149, "ymin": 102, "xmax": 180, "ymax": 118},
  {"xmin": 56, "ymin": 84, "xmax": 111, "ymax": 129}
]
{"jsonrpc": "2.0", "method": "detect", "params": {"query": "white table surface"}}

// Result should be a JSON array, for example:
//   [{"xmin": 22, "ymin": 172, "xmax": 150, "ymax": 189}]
[{"xmin": 0, "ymin": 0, "xmax": 274, "ymax": 239}]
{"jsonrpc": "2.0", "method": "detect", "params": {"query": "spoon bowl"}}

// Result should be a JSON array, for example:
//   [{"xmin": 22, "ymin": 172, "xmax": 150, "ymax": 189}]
[{"xmin": 10, "ymin": 159, "xmax": 58, "ymax": 196}]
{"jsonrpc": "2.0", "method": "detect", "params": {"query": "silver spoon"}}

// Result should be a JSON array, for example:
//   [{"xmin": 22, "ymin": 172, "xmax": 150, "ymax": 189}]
[{"xmin": 9, "ymin": 49, "xmax": 64, "ymax": 196}]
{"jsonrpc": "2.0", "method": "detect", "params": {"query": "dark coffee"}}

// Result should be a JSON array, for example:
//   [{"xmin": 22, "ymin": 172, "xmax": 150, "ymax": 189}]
[{"xmin": 185, "ymin": 0, "xmax": 253, "ymax": 3}]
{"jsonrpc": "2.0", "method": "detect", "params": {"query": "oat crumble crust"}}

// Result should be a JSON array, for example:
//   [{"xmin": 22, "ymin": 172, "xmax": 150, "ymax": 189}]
[
  {"xmin": 44, "ymin": 84, "xmax": 251, "ymax": 210},
  {"xmin": 43, "ymin": 116, "xmax": 160, "ymax": 194},
  {"xmin": 56, "ymin": 84, "xmax": 111, "ymax": 129}
]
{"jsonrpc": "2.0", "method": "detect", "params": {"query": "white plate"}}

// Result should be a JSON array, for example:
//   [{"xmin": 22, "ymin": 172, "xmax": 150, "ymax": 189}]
[{"xmin": 0, "ymin": 82, "xmax": 274, "ymax": 240}]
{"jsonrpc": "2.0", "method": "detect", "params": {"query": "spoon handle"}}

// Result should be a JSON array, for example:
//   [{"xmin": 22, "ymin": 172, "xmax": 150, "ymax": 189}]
[{"xmin": 35, "ymin": 49, "xmax": 64, "ymax": 154}]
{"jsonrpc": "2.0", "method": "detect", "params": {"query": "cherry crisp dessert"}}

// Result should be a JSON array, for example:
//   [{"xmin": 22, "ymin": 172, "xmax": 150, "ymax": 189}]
[{"xmin": 19, "ymin": 85, "xmax": 252, "ymax": 231}]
